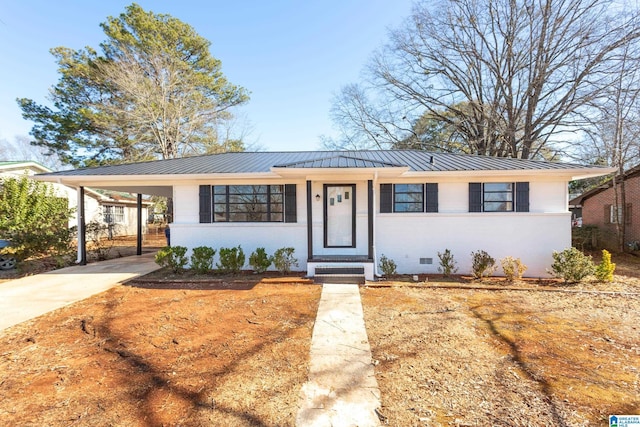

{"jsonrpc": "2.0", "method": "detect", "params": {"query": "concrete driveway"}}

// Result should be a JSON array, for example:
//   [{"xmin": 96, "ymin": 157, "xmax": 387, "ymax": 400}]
[{"xmin": 0, "ymin": 252, "xmax": 160, "ymax": 331}]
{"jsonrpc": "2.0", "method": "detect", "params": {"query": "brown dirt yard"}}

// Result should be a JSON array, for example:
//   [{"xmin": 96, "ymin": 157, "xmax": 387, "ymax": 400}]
[{"xmin": 0, "ymin": 252, "xmax": 638, "ymax": 426}]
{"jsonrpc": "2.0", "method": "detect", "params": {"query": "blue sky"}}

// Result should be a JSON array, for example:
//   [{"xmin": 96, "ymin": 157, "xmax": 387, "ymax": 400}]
[{"xmin": 0, "ymin": 1, "xmax": 414, "ymax": 152}]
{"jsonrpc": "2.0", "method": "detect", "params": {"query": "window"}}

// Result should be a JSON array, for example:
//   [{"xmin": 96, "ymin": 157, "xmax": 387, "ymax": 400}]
[
  {"xmin": 606, "ymin": 204, "xmax": 632, "ymax": 224},
  {"xmin": 611, "ymin": 205, "xmax": 623, "ymax": 223},
  {"xmin": 469, "ymin": 182, "xmax": 529, "ymax": 212},
  {"xmin": 483, "ymin": 183, "xmax": 514, "ymax": 212},
  {"xmin": 213, "ymin": 185, "xmax": 284, "ymax": 222},
  {"xmin": 103, "ymin": 205, "xmax": 125, "ymax": 223},
  {"xmin": 394, "ymin": 184, "xmax": 424, "ymax": 212},
  {"xmin": 380, "ymin": 183, "xmax": 438, "ymax": 213}
]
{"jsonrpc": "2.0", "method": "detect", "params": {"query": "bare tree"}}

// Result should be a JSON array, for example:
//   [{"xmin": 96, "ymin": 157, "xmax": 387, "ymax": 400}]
[
  {"xmin": 580, "ymin": 41, "xmax": 640, "ymax": 250},
  {"xmin": 95, "ymin": 46, "xmax": 241, "ymax": 159},
  {"xmin": 0, "ymin": 136, "xmax": 64, "ymax": 170},
  {"xmin": 331, "ymin": 0, "xmax": 640, "ymax": 159}
]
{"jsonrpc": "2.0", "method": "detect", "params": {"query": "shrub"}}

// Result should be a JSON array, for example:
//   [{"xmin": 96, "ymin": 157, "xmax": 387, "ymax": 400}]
[
  {"xmin": 548, "ymin": 247, "xmax": 595, "ymax": 283},
  {"xmin": 249, "ymin": 247, "xmax": 272, "ymax": 273},
  {"xmin": 571, "ymin": 225, "xmax": 599, "ymax": 250},
  {"xmin": 379, "ymin": 254, "xmax": 397, "ymax": 276},
  {"xmin": 0, "ymin": 175, "xmax": 74, "ymax": 260},
  {"xmin": 190, "ymin": 246, "xmax": 216, "ymax": 274},
  {"xmin": 272, "ymin": 247, "xmax": 298, "ymax": 273},
  {"xmin": 155, "ymin": 246, "xmax": 188, "ymax": 273},
  {"xmin": 501, "ymin": 256, "xmax": 527, "ymax": 282},
  {"xmin": 85, "ymin": 221, "xmax": 114, "ymax": 261},
  {"xmin": 217, "ymin": 245, "xmax": 245, "ymax": 274},
  {"xmin": 437, "ymin": 249, "xmax": 458, "ymax": 277},
  {"xmin": 594, "ymin": 249, "xmax": 615, "ymax": 283},
  {"xmin": 471, "ymin": 250, "xmax": 496, "ymax": 279}
]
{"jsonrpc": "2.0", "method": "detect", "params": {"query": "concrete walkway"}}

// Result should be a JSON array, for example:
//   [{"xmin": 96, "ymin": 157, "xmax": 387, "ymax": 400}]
[
  {"xmin": 296, "ymin": 284, "xmax": 381, "ymax": 427},
  {"xmin": 0, "ymin": 252, "xmax": 160, "ymax": 331}
]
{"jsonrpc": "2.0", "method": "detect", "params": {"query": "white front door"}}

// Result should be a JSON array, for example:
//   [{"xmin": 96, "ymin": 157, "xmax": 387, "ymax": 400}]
[{"xmin": 324, "ymin": 185, "xmax": 355, "ymax": 247}]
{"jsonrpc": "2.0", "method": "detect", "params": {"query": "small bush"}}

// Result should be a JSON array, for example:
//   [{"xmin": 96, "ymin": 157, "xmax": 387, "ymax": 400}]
[
  {"xmin": 501, "ymin": 256, "xmax": 527, "ymax": 282},
  {"xmin": 594, "ymin": 249, "xmax": 615, "ymax": 283},
  {"xmin": 548, "ymin": 247, "xmax": 595, "ymax": 284},
  {"xmin": 249, "ymin": 247, "xmax": 272, "ymax": 273},
  {"xmin": 190, "ymin": 246, "xmax": 216, "ymax": 274},
  {"xmin": 273, "ymin": 247, "xmax": 298, "ymax": 273},
  {"xmin": 217, "ymin": 246, "xmax": 245, "ymax": 274},
  {"xmin": 155, "ymin": 246, "xmax": 188, "ymax": 273},
  {"xmin": 437, "ymin": 249, "xmax": 458, "ymax": 277},
  {"xmin": 471, "ymin": 250, "xmax": 496, "ymax": 279},
  {"xmin": 379, "ymin": 254, "xmax": 397, "ymax": 276}
]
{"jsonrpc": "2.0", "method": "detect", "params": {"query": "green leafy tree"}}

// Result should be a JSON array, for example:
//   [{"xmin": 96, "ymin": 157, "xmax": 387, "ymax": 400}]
[
  {"xmin": 0, "ymin": 176, "xmax": 74, "ymax": 260},
  {"xmin": 18, "ymin": 3, "xmax": 249, "ymax": 167}
]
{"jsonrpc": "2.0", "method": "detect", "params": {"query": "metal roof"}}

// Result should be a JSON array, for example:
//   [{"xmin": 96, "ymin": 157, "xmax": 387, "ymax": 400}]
[
  {"xmin": 36, "ymin": 150, "xmax": 606, "ymax": 177},
  {"xmin": 273, "ymin": 154, "xmax": 405, "ymax": 169}
]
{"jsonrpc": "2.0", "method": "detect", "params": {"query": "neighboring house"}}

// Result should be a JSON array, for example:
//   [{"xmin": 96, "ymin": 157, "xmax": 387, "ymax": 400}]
[
  {"xmin": 84, "ymin": 188, "xmax": 153, "ymax": 236},
  {"xmin": 570, "ymin": 164, "xmax": 640, "ymax": 250},
  {"xmin": 1, "ymin": 161, "xmax": 150, "ymax": 237},
  {"xmin": 34, "ymin": 150, "xmax": 612, "ymax": 279},
  {"xmin": 0, "ymin": 161, "xmax": 78, "ymax": 227}
]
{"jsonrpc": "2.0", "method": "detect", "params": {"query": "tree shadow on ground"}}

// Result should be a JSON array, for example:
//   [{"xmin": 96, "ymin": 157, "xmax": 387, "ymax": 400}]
[
  {"xmin": 80, "ymin": 284, "xmax": 319, "ymax": 426},
  {"xmin": 470, "ymin": 306, "xmax": 568, "ymax": 427}
]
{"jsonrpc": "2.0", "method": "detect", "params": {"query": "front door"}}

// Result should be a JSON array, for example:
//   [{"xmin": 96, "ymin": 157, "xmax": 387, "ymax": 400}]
[{"xmin": 324, "ymin": 184, "xmax": 356, "ymax": 248}]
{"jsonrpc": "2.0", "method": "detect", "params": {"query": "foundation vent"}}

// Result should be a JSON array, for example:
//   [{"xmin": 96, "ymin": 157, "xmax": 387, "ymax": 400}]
[{"xmin": 419, "ymin": 257, "xmax": 433, "ymax": 265}]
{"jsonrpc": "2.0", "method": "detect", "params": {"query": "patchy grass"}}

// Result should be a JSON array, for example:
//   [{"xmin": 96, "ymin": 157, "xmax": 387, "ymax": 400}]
[
  {"xmin": 0, "ymin": 281, "xmax": 321, "ymax": 426},
  {"xmin": 362, "ymin": 285, "xmax": 640, "ymax": 426}
]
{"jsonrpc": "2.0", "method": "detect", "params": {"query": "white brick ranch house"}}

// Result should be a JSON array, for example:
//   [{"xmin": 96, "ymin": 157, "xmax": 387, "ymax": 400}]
[{"xmin": 34, "ymin": 150, "xmax": 612, "ymax": 279}]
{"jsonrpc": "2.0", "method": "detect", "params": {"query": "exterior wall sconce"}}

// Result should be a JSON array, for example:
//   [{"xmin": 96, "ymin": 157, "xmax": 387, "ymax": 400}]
[{"xmin": 315, "ymin": 194, "xmax": 321, "ymax": 201}]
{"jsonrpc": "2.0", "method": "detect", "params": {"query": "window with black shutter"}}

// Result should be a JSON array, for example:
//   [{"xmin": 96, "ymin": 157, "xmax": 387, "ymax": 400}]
[
  {"xmin": 199, "ymin": 184, "xmax": 296, "ymax": 223},
  {"xmin": 469, "ymin": 182, "xmax": 529, "ymax": 212},
  {"xmin": 379, "ymin": 183, "xmax": 438, "ymax": 213}
]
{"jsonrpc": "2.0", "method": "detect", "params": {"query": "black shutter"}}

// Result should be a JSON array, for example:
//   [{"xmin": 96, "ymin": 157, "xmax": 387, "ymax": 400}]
[
  {"xmin": 380, "ymin": 184, "xmax": 393, "ymax": 213},
  {"xmin": 199, "ymin": 185, "xmax": 212, "ymax": 223},
  {"xmin": 284, "ymin": 184, "xmax": 297, "ymax": 223},
  {"xmin": 515, "ymin": 182, "xmax": 530, "ymax": 212},
  {"xmin": 425, "ymin": 183, "xmax": 438, "ymax": 213},
  {"xmin": 626, "ymin": 203, "xmax": 632, "ymax": 225},
  {"xmin": 469, "ymin": 183, "xmax": 482, "ymax": 212},
  {"xmin": 604, "ymin": 205, "xmax": 612, "ymax": 224}
]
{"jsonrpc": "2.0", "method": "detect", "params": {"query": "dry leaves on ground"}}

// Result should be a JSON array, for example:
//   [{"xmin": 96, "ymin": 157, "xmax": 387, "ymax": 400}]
[
  {"xmin": 362, "ymin": 285, "xmax": 640, "ymax": 426},
  {"xmin": 0, "ymin": 282, "xmax": 321, "ymax": 426}
]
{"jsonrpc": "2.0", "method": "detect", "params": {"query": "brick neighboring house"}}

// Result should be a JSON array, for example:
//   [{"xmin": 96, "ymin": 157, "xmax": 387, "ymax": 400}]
[{"xmin": 570, "ymin": 165, "xmax": 640, "ymax": 250}]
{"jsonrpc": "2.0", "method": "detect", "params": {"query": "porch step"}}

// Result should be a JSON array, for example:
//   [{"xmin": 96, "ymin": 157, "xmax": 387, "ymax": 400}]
[
  {"xmin": 315, "ymin": 266, "xmax": 365, "ymax": 275},
  {"xmin": 314, "ymin": 266, "xmax": 365, "ymax": 284}
]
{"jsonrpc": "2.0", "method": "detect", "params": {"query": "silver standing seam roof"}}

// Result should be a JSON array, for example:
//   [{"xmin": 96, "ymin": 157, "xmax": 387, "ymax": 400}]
[{"xmin": 36, "ymin": 150, "xmax": 604, "ymax": 177}]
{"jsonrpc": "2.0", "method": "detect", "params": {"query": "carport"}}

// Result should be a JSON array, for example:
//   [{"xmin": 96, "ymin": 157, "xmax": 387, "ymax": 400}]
[{"xmin": 33, "ymin": 171, "xmax": 173, "ymax": 265}]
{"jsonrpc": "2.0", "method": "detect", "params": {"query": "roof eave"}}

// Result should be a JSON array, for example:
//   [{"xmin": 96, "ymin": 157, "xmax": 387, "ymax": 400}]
[{"xmin": 402, "ymin": 167, "xmax": 615, "ymax": 180}]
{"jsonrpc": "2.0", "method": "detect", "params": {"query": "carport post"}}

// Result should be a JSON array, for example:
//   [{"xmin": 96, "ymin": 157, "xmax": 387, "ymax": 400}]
[
  {"xmin": 77, "ymin": 186, "xmax": 87, "ymax": 265},
  {"xmin": 136, "ymin": 194, "xmax": 142, "ymax": 256}
]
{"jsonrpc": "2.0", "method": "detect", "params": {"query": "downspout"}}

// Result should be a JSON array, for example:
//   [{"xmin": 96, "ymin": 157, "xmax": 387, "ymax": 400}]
[
  {"xmin": 373, "ymin": 171, "xmax": 379, "ymax": 278},
  {"xmin": 136, "ymin": 194, "xmax": 143, "ymax": 256}
]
